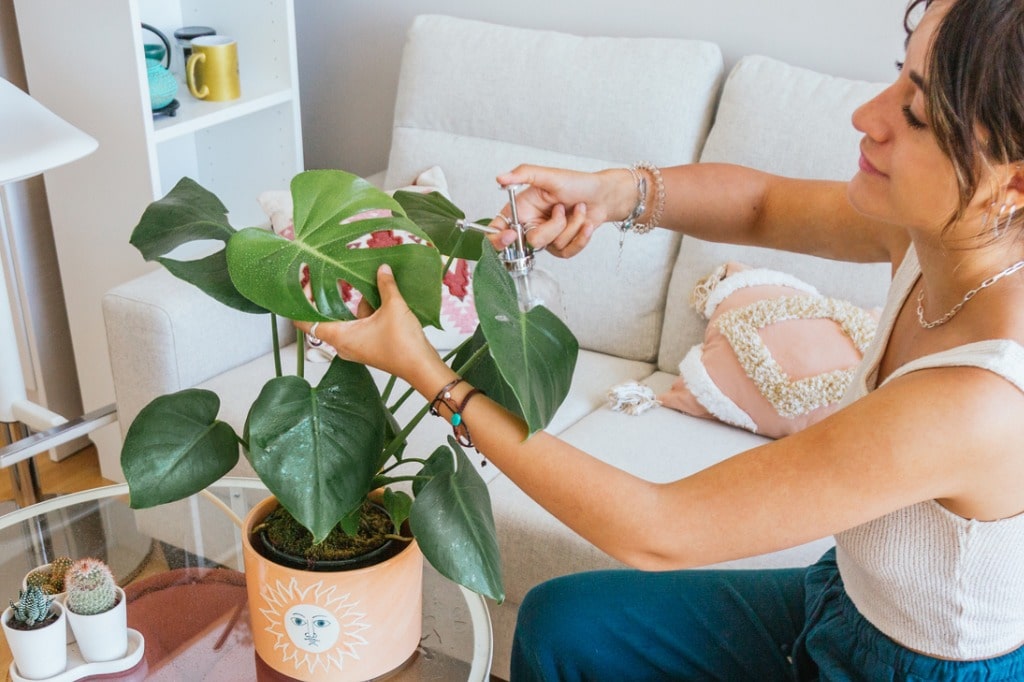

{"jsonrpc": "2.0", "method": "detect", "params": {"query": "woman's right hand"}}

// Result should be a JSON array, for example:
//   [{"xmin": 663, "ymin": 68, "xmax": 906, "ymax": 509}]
[{"xmin": 489, "ymin": 165, "xmax": 637, "ymax": 258}]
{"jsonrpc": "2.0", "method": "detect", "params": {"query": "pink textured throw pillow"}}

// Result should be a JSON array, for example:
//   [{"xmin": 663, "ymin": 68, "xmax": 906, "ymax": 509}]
[
  {"xmin": 658, "ymin": 262, "xmax": 878, "ymax": 438},
  {"xmin": 256, "ymin": 166, "xmax": 478, "ymax": 358}
]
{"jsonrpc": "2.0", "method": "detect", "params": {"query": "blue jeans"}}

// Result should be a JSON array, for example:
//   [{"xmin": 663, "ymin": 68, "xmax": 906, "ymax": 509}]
[{"xmin": 510, "ymin": 549, "xmax": 1024, "ymax": 681}]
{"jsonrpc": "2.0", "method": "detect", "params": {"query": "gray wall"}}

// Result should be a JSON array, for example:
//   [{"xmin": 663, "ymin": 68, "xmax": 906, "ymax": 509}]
[{"xmin": 295, "ymin": 0, "xmax": 909, "ymax": 176}]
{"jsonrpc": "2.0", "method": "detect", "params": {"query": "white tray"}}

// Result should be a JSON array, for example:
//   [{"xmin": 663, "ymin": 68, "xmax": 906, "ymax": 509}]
[{"xmin": 9, "ymin": 628, "xmax": 145, "ymax": 682}]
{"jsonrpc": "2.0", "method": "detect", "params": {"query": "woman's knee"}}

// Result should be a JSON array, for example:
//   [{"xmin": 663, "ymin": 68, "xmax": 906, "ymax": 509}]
[{"xmin": 515, "ymin": 575, "xmax": 587, "ymax": 652}]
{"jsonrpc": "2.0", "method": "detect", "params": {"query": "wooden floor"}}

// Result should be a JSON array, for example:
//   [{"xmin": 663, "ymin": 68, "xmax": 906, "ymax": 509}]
[{"xmin": 0, "ymin": 444, "xmax": 112, "ymax": 505}]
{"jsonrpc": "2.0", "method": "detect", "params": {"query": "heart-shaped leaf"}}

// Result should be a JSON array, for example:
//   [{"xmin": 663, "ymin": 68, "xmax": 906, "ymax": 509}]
[
  {"xmin": 410, "ymin": 440, "xmax": 503, "ymax": 602},
  {"xmin": 122, "ymin": 389, "xmax": 240, "ymax": 508},
  {"xmin": 245, "ymin": 356, "xmax": 387, "ymax": 543},
  {"xmin": 392, "ymin": 190, "xmax": 484, "ymax": 260},
  {"xmin": 130, "ymin": 177, "xmax": 266, "ymax": 313},
  {"xmin": 452, "ymin": 327, "xmax": 525, "ymax": 421},
  {"xmin": 472, "ymin": 248, "xmax": 578, "ymax": 433},
  {"xmin": 382, "ymin": 488, "xmax": 413, "ymax": 534},
  {"xmin": 226, "ymin": 170, "xmax": 442, "ymax": 326},
  {"xmin": 412, "ymin": 445, "xmax": 457, "ymax": 496}
]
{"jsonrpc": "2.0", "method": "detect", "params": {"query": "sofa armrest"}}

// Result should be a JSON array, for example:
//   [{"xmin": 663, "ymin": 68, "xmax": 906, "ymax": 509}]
[{"xmin": 102, "ymin": 269, "xmax": 293, "ymax": 438}]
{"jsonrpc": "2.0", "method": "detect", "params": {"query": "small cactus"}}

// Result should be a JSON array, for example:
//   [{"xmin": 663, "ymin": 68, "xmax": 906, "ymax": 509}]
[
  {"xmin": 65, "ymin": 558, "xmax": 117, "ymax": 616},
  {"xmin": 8, "ymin": 585, "xmax": 55, "ymax": 628},
  {"xmin": 25, "ymin": 555, "xmax": 73, "ymax": 595}
]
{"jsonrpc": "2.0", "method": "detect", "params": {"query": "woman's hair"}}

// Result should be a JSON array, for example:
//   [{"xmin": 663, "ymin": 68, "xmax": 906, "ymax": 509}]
[{"xmin": 905, "ymin": 0, "xmax": 1024, "ymax": 236}]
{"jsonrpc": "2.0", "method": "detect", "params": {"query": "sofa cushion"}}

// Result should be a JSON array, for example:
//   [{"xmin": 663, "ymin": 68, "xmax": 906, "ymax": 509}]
[
  {"xmin": 659, "ymin": 55, "xmax": 893, "ymax": 371},
  {"xmin": 386, "ymin": 15, "xmax": 725, "ymax": 363}
]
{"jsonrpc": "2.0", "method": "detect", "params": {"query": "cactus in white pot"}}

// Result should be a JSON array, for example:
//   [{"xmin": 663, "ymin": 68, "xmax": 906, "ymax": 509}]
[
  {"xmin": 24, "ymin": 555, "xmax": 73, "ymax": 596},
  {"xmin": 2, "ymin": 585, "xmax": 68, "ymax": 678},
  {"xmin": 64, "ymin": 558, "xmax": 129, "ymax": 662}
]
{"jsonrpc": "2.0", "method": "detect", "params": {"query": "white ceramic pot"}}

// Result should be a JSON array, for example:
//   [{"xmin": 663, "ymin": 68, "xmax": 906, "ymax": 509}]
[
  {"xmin": 1, "ymin": 600, "xmax": 67, "ymax": 680},
  {"xmin": 64, "ymin": 586, "xmax": 128, "ymax": 663}
]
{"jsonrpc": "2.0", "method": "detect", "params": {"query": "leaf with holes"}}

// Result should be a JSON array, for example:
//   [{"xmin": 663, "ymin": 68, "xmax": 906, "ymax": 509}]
[
  {"xmin": 130, "ymin": 177, "xmax": 266, "ymax": 314},
  {"xmin": 226, "ymin": 170, "xmax": 442, "ymax": 325}
]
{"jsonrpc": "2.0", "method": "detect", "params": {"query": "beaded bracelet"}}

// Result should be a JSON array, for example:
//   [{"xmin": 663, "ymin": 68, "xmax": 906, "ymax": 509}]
[
  {"xmin": 632, "ymin": 162, "xmax": 665, "ymax": 234},
  {"xmin": 429, "ymin": 379, "xmax": 485, "ymax": 448}
]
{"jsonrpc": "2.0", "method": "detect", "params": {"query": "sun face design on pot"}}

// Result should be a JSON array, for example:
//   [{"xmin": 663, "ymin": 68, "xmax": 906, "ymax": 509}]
[
  {"xmin": 259, "ymin": 578, "xmax": 371, "ymax": 674},
  {"xmin": 285, "ymin": 606, "xmax": 340, "ymax": 651}
]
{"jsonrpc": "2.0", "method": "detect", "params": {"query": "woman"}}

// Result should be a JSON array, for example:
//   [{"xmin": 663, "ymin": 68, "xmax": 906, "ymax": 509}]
[{"xmin": 301, "ymin": 0, "xmax": 1024, "ymax": 678}]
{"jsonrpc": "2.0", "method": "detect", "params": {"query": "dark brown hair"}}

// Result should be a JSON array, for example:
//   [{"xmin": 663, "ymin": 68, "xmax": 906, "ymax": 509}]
[{"xmin": 905, "ymin": 0, "xmax": 1024, "ymax": 234}]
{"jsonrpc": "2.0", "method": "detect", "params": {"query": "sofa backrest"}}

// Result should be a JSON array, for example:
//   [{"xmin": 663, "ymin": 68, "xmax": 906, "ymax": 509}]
[
  {"xmin": 385, "ymin": 15, "xmax": 725, "ymax": 362},
  {"xmin": 657, "ymin": 55, "xmax": 895, "ymax": 372}
]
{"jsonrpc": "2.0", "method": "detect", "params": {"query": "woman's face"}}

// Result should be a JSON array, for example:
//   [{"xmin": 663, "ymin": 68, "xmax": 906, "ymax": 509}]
[{"xmin": 847, "ymin": 0, "xmax": 966, "ymax": 231}]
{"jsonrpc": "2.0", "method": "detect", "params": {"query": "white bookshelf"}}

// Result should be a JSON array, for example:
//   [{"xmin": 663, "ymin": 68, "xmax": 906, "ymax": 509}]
[{"xmin": 13, "ymin": 0, "xmax": 303, "ymax": 479}]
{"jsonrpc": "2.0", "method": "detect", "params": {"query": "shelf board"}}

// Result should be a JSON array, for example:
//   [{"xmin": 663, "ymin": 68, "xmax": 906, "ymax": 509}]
[{"xmin": 151, "ymin": 87, "xmax": 295, "ymax": 143}]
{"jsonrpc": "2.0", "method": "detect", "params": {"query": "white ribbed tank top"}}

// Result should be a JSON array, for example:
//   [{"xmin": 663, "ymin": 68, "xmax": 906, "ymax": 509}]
[{"xmin": 834, "ymin": 247, "xmax": 1024, "ymax": 659}]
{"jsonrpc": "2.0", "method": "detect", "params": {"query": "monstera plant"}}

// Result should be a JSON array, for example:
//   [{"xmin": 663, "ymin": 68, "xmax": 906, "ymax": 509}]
[{"xmin": 120, "ymin": 170, "xmax": 578, "ymax": 603}]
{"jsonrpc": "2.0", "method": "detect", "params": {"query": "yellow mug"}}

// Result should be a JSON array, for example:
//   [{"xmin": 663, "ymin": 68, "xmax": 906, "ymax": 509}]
[{"xmin": 186, "ymin": 36, "xmax": 240, "ymax": 101}]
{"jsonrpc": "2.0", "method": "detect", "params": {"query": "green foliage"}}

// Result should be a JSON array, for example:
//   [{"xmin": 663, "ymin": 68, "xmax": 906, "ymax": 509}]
[
  {"xmin": 9, "ymin": 586, "xmax": 54, "ymax": 628},
  {"xmin": 226, "ymin": 171, "xmax": 442, "ymax": 326},
  {"xmin": 121, "ymin": 170, "xmax": 580, "ymax": 603},
  {"xmin": 65, "ymin": 558, "xmax": 117, "ymax": 616},
  {"xmin": 392, "ymin": 190, "xmax": 485, "ymax": 260},
  {"xmin": 131, "ymin": 177, "xmax": 266, "ymax": 314}
]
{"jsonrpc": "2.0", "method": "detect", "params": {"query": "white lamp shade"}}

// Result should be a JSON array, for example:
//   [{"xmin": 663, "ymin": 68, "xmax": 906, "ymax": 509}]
[{"xmin": 0, "ymin": 78, "xmax": 97, "ymax": 185}]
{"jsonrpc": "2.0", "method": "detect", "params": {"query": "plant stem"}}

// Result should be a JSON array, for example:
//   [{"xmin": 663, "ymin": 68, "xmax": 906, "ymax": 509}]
[
  {"xmin": 271, "ymin": 314, "xmax": 282, "ymax": 378},
  {"xmin": 441, "ymin": 251, "xmax": 457, "ymax": 278},
  {"xmin": 452, "ymin": 342, "xmax": 489, "ymax": 377},
  {"xmin": 381, "ymin": 340, "xmax": 489, "ymax": 462},
  {"xmin": 381, "ymin": 375, "xmax": 398, "ymax": 404},
  {"xmin": 296, "ymin": 328, "xmax": 305, "ymax": 379},
  {"xmin": 380, "ymin": 403, "xmax": 432, "ymax": 463},
  {"xmin": 440, "ymin": 230, "xmax": 468, "ymax": 276},
  {"xmin": 383, "ymin": 475, "xmax": 432, "ymax": 485},
  {"xmin": 378, "ymin": 458, "xmax": 429, "ymax": 476},
  {"xmin": 388, "ymin": 340, "xmax": 468, "ymax": 413}
]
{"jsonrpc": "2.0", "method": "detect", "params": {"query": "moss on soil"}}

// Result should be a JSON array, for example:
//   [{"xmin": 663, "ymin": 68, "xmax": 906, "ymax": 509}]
[{"xmin": 254, "ymin": 501, "xmax": 399, "ymax": 562}]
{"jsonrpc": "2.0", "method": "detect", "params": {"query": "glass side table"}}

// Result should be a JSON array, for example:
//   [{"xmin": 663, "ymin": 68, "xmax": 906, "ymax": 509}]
[{"xmin": 0, "ymin": 478, "xmax": 492, "ymax": 681}]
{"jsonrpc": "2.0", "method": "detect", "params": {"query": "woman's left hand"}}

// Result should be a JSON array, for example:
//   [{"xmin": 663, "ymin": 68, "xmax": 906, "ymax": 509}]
[{"xmin": 294, "ymin": 264, "xmax": 443, "ymax": 383}]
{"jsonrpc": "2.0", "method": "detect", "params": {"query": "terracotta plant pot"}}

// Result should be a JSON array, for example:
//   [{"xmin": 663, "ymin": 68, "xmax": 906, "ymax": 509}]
[
  {"xmin": 65, "ymin": 586, "xmax": 129, "ymax": 662},
  {"xmin": 2, "ymin": 600, "xmax": 67, "ymax": 680},
  {"xmin": 241, "ymin": 495, "xmax": 424, "ymax": 682}
]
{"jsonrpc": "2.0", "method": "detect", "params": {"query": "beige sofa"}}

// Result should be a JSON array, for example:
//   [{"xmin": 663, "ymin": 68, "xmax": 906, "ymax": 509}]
[{"xmin": 103, "ymin": 15, "xmax": 894, "ymax": 678}]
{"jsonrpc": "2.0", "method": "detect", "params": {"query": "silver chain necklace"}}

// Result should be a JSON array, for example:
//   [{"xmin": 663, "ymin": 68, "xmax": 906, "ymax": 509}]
[{"xmin": 916, "ymin": 259, "xmax": 1024, "ymax": 329}]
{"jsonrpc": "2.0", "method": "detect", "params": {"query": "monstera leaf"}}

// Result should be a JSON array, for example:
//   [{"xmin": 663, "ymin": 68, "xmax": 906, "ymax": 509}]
[
  {"xmin": 392, "ymin": 190, "xmax": 485, "ymax": 260},
  {"xmin": 410, "ymin": 440, "xmax": 503, "ymax": 602},
  {"xmin": 469, "ymin": 248, "xmax": 578, "ymax": 434},
  {"xmin": 245, "ymin": 357, "xmax": 388, "ymax": 543},
  {"xmin": 122, "ymin": 389, "xmax": 240, "ymax": 508},
  {"xmin": 454, "ymin": 327, "xmax": 525, "ymax": 421},
  {"xmin": 129, "ymin": 177, "xmax": 266, "ymax": 314},
  {"xmin": 226, "ymin": 170, "xmax": 443, "ymax": 325}
]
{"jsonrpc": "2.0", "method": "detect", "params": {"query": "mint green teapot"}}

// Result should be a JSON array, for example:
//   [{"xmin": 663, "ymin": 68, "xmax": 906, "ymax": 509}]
[{"xmin": 142, "ymin": 23, "xmax": 178, "ymax": 111}]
